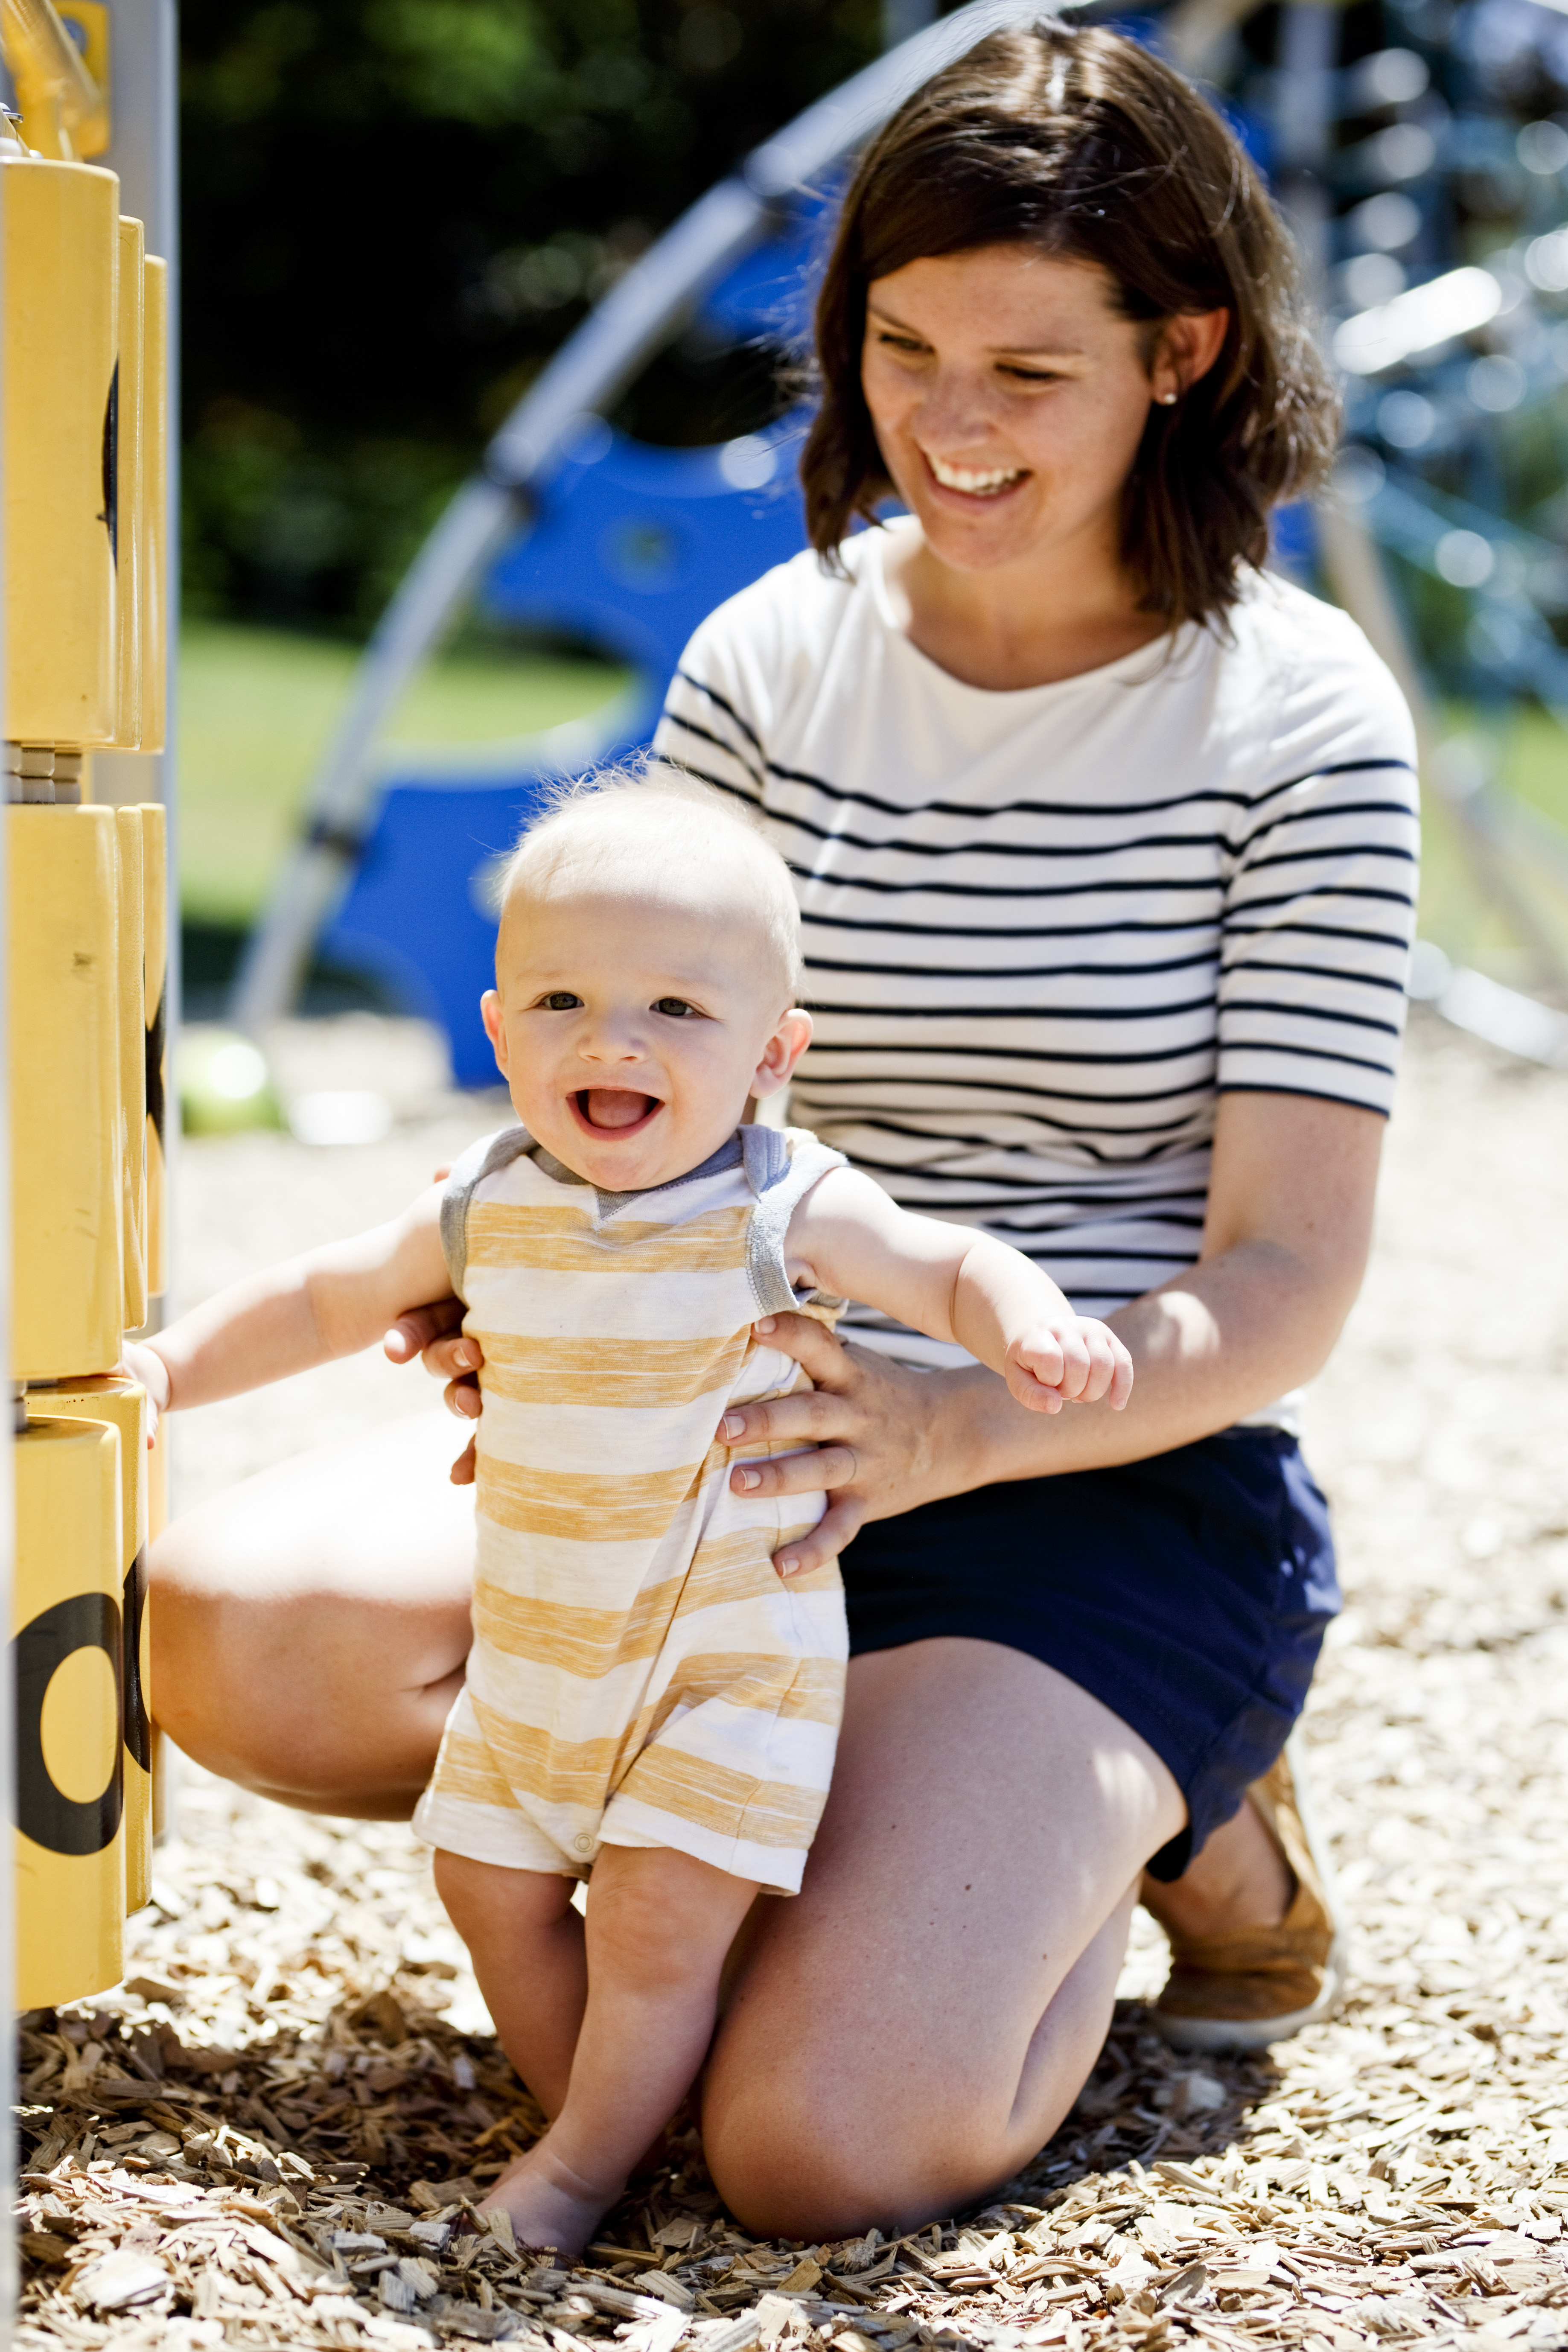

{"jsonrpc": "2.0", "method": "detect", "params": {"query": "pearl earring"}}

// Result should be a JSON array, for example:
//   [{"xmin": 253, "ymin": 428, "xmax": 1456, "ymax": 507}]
[{"xmin": 1157, "ymin": 390, "xmax": 1178, "ymax": 405}]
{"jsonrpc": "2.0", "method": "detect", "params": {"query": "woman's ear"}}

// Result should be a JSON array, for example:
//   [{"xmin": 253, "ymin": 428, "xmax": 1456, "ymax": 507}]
[
  {"xmin": 753, "ymin": 1007, "xmax": 813, "ymax": 1098},
  {"xmin": 481, "ymin": 990, "xmax": 510, "ymax": 1075},
  {"xmin": 1152, "ymin": 307, "xmax": 1230, "ymax": 402}
]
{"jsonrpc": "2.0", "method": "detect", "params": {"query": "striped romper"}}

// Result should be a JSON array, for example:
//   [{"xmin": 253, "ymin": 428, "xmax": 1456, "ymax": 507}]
[{"xmin": 412, "ymin": 1122, "xmax": 849, "ymax": 1896}]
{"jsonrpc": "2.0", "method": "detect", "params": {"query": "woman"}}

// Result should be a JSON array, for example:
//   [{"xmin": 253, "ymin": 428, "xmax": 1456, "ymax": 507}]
[{"xmin": 150, "ymin": 24, "xmax": 1417, "ymax": 2236}]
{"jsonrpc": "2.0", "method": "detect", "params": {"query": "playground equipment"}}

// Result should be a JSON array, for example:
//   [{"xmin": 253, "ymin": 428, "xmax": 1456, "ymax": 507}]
[
  {"xmin": 233, "ymin": 0, "xmax": 1568, "ymax": 1082},
  {"xmin": 3, "ymin": 0, "xmax": 177, "ymax": 2028}
]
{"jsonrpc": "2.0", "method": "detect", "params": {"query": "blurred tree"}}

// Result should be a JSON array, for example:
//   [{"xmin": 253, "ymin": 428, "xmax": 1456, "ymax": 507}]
[{"xmin": 181, "ymin": 0, "xmax": 885, "ymax": 630}]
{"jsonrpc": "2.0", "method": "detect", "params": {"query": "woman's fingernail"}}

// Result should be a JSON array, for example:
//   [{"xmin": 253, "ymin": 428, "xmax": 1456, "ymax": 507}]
[
  {"xmin": 777, "ymin": 1555, "xmax": 798, "ymax": 1577},
  {"xmin": 736, "ymin": 1467, "xmax": 762, "ymax": 1491},
  {"xmin": 756, "ymin": 1317, "xmax": 776, "ymax": 1334},
  {"xmin": 455, "ymin": 1344, "xmax": 475, "ymax": 1368},
  {"xmin": 721, "ymin": 1413, "xmax": 745, "ymax": 1440}
]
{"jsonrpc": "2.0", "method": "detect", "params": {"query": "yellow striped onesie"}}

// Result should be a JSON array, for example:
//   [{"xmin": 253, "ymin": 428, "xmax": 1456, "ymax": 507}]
[{"xmin": 412, "ymin": 1123, "xmax": 849, "ymax": 1896}]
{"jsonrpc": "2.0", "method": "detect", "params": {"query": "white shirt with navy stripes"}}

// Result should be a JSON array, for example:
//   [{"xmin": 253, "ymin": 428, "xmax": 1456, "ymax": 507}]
[{"xmin": 652, "ymin": 520, "xmax": 1418, "ymax": 1429}]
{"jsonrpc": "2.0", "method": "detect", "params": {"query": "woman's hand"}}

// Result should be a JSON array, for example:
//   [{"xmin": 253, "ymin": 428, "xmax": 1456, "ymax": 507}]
[
  {"xmin": 383, "ymin": 1300, "xmax": 484, "ymax": 1487},
  {"xmin": 719, "ymin": 1314, "xmax": 991, "ymax": 1576}
]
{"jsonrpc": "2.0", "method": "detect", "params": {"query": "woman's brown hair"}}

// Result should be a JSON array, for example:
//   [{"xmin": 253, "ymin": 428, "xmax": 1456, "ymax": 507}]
[{"xmin": 801, "ymin": 19, "xmax": 1339, "ymax": 629}]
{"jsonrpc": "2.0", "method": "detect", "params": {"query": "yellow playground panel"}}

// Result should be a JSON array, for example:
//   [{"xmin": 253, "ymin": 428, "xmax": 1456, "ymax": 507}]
[{"xmin": 3, "ymin": 0, "xmax": 174, "ymax": 2011}]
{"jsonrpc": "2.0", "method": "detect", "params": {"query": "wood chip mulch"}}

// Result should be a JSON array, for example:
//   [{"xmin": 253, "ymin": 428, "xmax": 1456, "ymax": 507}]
[{"xmin": 13, "ymin": 1012, "xmax": 1568, "ymax": 2352}]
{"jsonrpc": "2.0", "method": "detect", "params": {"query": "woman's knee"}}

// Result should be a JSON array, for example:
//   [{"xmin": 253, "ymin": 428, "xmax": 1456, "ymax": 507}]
[
  {"xmin": 146, "ymin": 1500, "xmax": 469, "ymax": 1814},
  {"xmin": 703, "ymin": 2008, "xmax": 1035, "ymax": 2241},
  {"xmin": 145, "ymin": 1519, "xmax": 277, "ymax": 1775},
  {"xmin": 702, "ymin": 1903, "xmax": 1134, "ymax": 2239},
  {"xmin": 703, "ymin": 2066, "xmax": 1016, "ymax": 2241}
]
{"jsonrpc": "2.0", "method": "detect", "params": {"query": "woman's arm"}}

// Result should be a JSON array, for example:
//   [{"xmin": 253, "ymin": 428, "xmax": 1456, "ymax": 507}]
[
  {"xmin": 722, "ymin": 1092, "xmax": 1384, "ymax": 1574},
  {"xmin": 131, "ymin": 1188, "xmax": 451, "ymax": 1420}
]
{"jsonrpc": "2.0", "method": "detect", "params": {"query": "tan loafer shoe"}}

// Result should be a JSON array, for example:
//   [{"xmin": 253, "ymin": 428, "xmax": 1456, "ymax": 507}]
[{"xmin": 1152, "ymin": 1734, "xmax": 1348, "ymax": 2052}]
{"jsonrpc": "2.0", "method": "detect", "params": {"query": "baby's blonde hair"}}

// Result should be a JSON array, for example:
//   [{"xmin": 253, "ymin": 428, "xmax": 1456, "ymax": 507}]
[{"xmin": 497, "ymin": 763, "xmax": 804, "ymax": 1003}]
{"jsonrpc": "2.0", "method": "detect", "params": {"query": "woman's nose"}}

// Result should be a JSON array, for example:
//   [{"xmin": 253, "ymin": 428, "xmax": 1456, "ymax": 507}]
[{"xmin": 916, "ymin": 367, "xmax": 1000, "ymax": 449}]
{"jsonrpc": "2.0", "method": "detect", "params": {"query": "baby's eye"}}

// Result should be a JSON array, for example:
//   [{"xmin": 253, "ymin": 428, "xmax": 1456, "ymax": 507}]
[
  {"xmin": 540, "ymin": 991, "xmax": 582, "ymax": 1011},
  {"xmin": 653, "ymin": 997, "xmax": 698, "ymax": 1018}
]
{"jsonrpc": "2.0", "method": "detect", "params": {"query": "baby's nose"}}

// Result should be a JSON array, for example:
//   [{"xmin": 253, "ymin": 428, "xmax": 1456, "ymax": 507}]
[{"xmin": 580, "ymin": 1020, "xmax": 645, "ymax": 1061}]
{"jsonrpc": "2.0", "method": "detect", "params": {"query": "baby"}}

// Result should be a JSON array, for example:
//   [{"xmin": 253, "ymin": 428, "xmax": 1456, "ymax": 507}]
[{"xmin": 128, "ymin": 771, "xmax": 1131, "ymax": 2257}]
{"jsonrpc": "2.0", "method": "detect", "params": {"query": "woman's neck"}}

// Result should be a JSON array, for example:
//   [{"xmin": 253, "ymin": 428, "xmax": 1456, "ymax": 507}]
[{"xmin": 881, "ymin": 521, "xmax": 1169, "ymax": 692}]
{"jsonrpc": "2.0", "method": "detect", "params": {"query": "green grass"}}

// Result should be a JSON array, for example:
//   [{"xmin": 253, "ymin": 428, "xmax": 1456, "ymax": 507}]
[
  {"xmin": 1485, "ymin": 702, "xmax": 1568, "ymax": 822},
  {"xmin": 177, "ymin": 622, "xmax": 631, "ymax": 926},
  {"xmin": 1419, "ymin": 703, "xmax": 1568, "ymax": 988}
]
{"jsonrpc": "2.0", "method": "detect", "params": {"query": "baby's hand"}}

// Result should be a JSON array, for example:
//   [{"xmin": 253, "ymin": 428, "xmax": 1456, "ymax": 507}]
[
  {"xmin": 119, "ymin": 1340, "xmax": 171, "ymax": 1443},
  {"xmin": 1005, "ymin": 1319, "xmax": 1133, "ymax": 1415}
]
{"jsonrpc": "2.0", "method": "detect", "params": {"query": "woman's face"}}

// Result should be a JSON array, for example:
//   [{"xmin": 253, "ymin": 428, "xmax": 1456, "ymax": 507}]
[{"xmin": 861, "ymin": 244, "xmax": 1183, "ymax": 581}]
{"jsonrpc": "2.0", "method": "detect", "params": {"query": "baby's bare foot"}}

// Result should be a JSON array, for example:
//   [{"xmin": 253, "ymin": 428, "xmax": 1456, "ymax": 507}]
[{"xmin": 479, "ymin": 2141, "xmax": 618, "ymax": 2263}]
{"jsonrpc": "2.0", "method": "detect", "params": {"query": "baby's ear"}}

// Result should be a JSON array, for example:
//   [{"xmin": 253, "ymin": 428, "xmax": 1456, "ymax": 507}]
[
  {"xmin": 755, "ymin": 1006, "xmax": 813, "ymax": 1095},
  {"xmin": 480, "ymin": 991, "xmax": 508, "ymax": 1072}
]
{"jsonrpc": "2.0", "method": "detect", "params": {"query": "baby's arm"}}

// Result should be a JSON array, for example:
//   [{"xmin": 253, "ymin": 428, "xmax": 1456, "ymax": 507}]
[
  {"xmin": 123, "ymin": 1187, "xmax": 452, "ymax": 1426},
  {"xmin": 786, "ymin": 1169, "xmax": 1132, "ymax": 1415}
]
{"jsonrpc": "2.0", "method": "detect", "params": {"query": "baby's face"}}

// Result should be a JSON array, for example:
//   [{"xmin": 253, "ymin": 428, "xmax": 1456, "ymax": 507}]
[{"xmin": 483, "ymin": 868, "xmax": 808, "ymax": 1191}]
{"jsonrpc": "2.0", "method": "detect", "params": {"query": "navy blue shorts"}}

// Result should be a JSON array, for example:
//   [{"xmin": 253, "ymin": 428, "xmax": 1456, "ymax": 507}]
[{"xmin": 840, "ymin": 1428, "xmax": 1338, "ymax": 1882}]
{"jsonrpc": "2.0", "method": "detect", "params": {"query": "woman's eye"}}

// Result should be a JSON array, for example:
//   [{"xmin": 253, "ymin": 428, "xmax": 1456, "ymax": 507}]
[
  {"xmin": 653, "ymin": 997, "xmax": 697, "ymax": 1018},
  {"xmin": 541, "ymin": 991, "xmax": 582, "ymax": 1011}
]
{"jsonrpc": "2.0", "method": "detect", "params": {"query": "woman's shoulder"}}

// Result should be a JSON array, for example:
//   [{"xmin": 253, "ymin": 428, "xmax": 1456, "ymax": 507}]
[
  {"xmin": 680, "ymin": 536, "xmax": 876, "ymax": 670},
  {"xmin": 658, "ymin": 534, "xmax": 884, "ymax": 769},
  {"xmin": 1218, "ymin": 570, "xmax": 1418, "ymax": 776},
  {"xmin": 1228, "ymin": 570, "xmax": 1413, "ymax": 715}
]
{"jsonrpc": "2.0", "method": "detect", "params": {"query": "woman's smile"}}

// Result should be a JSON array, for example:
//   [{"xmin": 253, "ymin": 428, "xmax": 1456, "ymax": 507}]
[{"xmin": 924, "ymin": 449, "xmax": 1027, "ymax": 498}]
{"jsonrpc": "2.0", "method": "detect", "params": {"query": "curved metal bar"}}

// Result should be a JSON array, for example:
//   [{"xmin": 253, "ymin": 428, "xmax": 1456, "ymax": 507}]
[
  {"xmin": 229, "ymin": 0, "xmax": 1048, "ymax": 1034},
  {"xmin": 484, "ymin": 178, "xmax": 767, "ymax": 490},
  {"xmin": 742, "ymin": 0, "xmax": 1033, "ymax": 197}
]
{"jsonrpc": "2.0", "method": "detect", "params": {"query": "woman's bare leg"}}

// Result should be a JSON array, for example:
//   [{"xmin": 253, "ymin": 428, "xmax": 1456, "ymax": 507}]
[
  {"xmin": 704, "ymin": 1639, "xmax": 1185, "ymax": 2241},
  {"xmin": 147, "ymin": 1414, "xmax": 475, "ymax": 1818}
]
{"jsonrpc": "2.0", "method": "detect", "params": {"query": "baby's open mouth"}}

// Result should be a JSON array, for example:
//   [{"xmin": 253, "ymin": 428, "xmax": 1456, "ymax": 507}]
[{"xmin": 574, "ymin": 1089, "xmax": 662, "ymax": 1133}]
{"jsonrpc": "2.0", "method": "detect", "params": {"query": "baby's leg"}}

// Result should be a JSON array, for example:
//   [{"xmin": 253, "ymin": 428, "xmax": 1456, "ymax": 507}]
[
  {"xmin": 480, "ymin": 1845, "xmax": 758, "ymax": 2257},
  {"xmin": 433, "ymin": 1853, "xmax": 587, "ymax": 2117}
]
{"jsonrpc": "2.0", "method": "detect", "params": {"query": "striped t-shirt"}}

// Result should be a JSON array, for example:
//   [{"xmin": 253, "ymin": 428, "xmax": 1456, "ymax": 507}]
[{"xmin": 653, "ymin": 524, "xmax": 1419, "ymax": 1389}]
